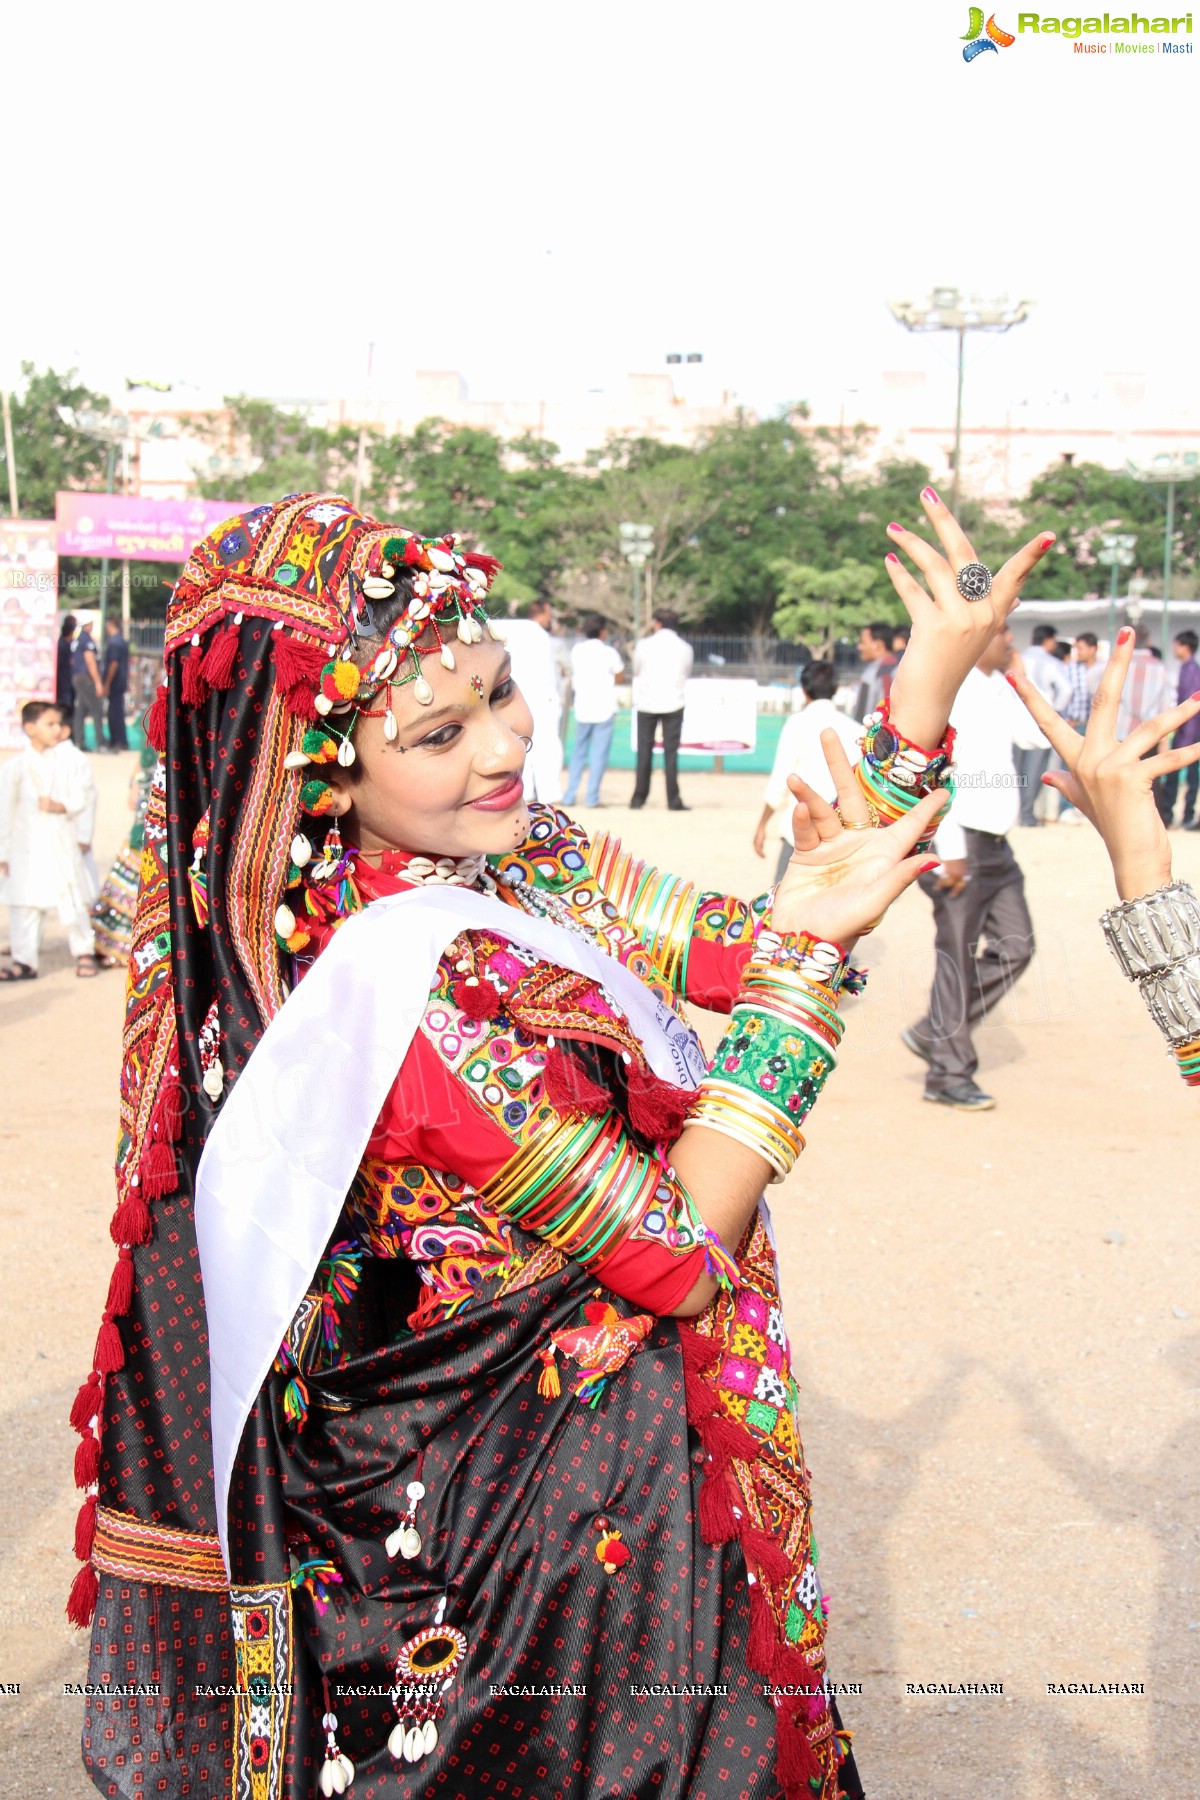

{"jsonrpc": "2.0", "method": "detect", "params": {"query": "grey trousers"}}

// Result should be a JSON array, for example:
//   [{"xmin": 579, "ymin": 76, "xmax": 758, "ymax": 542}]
[
  {"xmin": 911, "ymin": 829, "xmax": 1035, "ymax": 1091},
  {"xmin": 1013, "ymin": 746, "xmax": 1051, "ymax": 826},
  {"xmin": 73, "ymin": 674, "xmax": 106, "ymax": 750}
]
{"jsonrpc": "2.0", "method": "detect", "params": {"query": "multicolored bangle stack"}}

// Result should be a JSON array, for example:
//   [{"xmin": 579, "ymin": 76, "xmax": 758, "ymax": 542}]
[
  {"xmin": 1100, "ymin": 880, "xmax": 1200, "ymax": 1086},
  {"xmin": 687, "ymin": 934, "xmax": 856, "ymax": 1182},
  {"xmin": 481, "ymin": 1112, "xmax": 735, "ymax": 1288},
  {"xmin": 855, "ymin": 701, "xmax": 956, "ymax": 850}
]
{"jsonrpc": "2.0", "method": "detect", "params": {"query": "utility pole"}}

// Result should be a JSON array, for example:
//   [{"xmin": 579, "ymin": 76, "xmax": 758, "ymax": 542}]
[{"xmin": 1, "ymin": 390, "xmax": 18, "ymax": 515}]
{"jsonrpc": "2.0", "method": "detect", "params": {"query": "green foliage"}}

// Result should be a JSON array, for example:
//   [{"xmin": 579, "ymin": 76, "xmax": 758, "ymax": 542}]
[
  {"xmin": 771, "ymin": 560, "xmax": 902, "ymax": 645},
  {"xmin": 1019, "ymin": 459, "xmax": 1200, "ymax": 598},
  {"xmin": 192, "ymin": 395, "xmax": 359, "ymax": 504},
  {"xmin": 1, "ymin": 363, "xmax": 114, "ymax": 519}
]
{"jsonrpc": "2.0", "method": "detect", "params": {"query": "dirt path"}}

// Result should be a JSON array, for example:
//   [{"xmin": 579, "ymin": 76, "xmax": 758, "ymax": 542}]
[{"xmin": 2, "ymin": 752, "xmax": 1196, "ymax": 1799}]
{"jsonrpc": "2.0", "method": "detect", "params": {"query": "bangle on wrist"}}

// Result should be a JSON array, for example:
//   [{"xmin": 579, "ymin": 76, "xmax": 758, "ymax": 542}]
[{"xmin": 1100, "ymin": 880, "xmax": 1200, "ymax": 1082}]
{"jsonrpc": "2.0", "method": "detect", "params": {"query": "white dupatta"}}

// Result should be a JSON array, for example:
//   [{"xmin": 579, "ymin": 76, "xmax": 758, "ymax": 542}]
[{"xmin": 195, "ymin": 885, "xmax": 708, "ymax": 1571}]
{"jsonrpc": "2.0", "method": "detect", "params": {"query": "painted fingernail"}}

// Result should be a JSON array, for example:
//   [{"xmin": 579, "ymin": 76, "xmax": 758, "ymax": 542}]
[
  {"xmin": 887, "ymin": 522, "xmax": 904, "ymax": 535},
  {"xmin": 922, "ymin": 487, "xmax": 939, "ymax": 504},
  {"xmin": 1117, "ymin": 626, "xmax": 1134, "ymax": 645},
  {"xmin": 1039, "ymin": 533, "xmax": 1056, "ymax": 550},
  {"xmin": 885, "ymin": 552, "xmax": 900, "ymax": 564},
  {"xmin": 1192, "ymin": 690, "xmax": 1200, "ymax": 701},
  {"xmin": 1005, "ymin": 673, "xmax": 1018, "ymax": 688},
  {"xmin": 919, "ymin": 859, "xmax": 940, "ymax": 874}
]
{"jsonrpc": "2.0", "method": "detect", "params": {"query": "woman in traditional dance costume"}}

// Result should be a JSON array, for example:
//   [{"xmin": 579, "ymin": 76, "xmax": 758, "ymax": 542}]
[
  {"xmin": 72, "ymin": 491, "xmax": 1052, "ymax": 1799},
  {"xmin": 1011, "ymin": 626, "xmax": 1200, "ymax": 1085}
]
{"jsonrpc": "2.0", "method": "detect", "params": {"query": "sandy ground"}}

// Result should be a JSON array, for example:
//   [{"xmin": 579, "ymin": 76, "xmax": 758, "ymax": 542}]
[{"xmin": 1, "ymin": 747, "xmax": 1197, "ymax": 1800}]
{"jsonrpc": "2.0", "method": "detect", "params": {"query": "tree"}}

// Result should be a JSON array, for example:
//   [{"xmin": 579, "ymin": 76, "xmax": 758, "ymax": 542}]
[
  {"xmin": 1019, "ymin": 459, "xmax": 1197, "ymax": 599},
  {"xmin": 771, "ymin": 559, "xmax": 902, "ymax": 648},
  {"xmin": 1, "ymin": 363, "xmax": 114, "ymax": 519},
  {"xmin": 192, "ymin": 395, "xmax": 359, "ymax": 505}
]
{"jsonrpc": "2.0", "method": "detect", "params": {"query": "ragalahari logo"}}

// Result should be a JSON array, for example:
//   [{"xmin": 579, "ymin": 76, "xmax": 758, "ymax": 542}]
[{"xmin": 962, "ymin": 8, "xmax": 1016, "ymax": 57}]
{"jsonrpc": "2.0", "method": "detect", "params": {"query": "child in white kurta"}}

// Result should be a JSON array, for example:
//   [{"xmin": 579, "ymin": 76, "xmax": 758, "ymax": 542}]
[{"xmin": 0, "ymin": 702, "xmax": 97, "ymax": 979}]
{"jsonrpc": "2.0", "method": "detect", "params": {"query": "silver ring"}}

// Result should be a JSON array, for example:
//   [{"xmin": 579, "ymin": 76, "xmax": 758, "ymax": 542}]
[
  {"xmin": 956, "ymin": 561, "xmax": 993, "ymax": 602},
  {"xmin": 518, "ymin": 734, "xmax": 533, "ymax": 751}
]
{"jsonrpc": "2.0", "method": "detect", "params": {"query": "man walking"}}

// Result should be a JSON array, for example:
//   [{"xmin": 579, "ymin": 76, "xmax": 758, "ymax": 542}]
[
  {"xmin": 853, "ymin": 621, "xmax": 897, "ymax": 723},
  {"xmin": 563, "ymin": 616, "xmax": 623, "ymax": 808},
  {"xmin": 101, "ymin": 615, "xmax": 130, "ymax": 752},
  {"xmin": 1012, "ymin": 624, "xmax": 1070, "ymax": 825},
  {"xmin": 71, "ymin": 613, "xmax": 107, "ymax": 751},
  {"xmin": 902, "ymin": 628, "xmax": 1035, "ymax": 1112},
  {"xmin": 504, "ymin": 598, "xmax": 564, "ymax": 804},
  {"xmin": 1158, "ymin": 629, "xmax": 1200, "ymax": 828},
  {"xmin": 630, "ymin": 609, "xmax": 693, "ymax": 811}
]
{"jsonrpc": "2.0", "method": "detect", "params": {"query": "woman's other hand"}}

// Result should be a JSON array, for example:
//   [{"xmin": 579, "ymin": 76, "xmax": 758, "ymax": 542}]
[
  {"xmin": 1008, "ymin": 624, "xmax": 1200, "ymax": 901},
  {"xmin": 771, "ymin": 730, "xmax": 947, "ymax": 946},
  {"xmin": 885, "ymin": 487, "xmax": 1056, "ymax": 751}
]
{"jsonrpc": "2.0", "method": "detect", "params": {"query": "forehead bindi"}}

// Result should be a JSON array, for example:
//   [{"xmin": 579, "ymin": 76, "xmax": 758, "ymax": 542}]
[{"xmin": 390, "ymin": 645, "xmax": 511, "ymax": 732}]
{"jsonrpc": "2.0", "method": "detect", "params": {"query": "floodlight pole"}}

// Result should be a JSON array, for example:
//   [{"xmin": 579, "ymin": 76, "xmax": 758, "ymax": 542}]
[
  {"xmin": 1162, "ymin": 478, "xmax": 1175, "ymax": 659},
  {"xmin": 953, "ymin": 327, "xmax": 966, "ymax": 514}
]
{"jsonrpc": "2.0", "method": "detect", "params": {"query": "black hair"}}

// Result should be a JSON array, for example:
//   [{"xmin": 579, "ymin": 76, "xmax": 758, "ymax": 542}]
[
  {"xmin": 865, "ymin": 621, "xmax": 893, "ymax": 645},
  {"xmin": 22, "ymin": 699, "xmax": 61, "ymax": 727},
  {"xmin": 59, "ymin": 614, "xmax": 76, "ymax": 637},
  {"xmin": 1032, "ymin": 624, "xmax": 1057, "ymax": 645},
  {"xmin": 800, "ymin": 661, "xmax": 837, "ymax": 702},
  {"xmin": 653, "ymin": 609, "xmax": 680, "ymax": 631},
  {"xmin": 1175, "ymin": 629, "xmax": 1199, "ymax": 654},
  {"xmin": 583, "ymin": 614, "xmax": 607, "ymax": 640},
  {"xmin": 892, "ymin": 624, "xmax": 911, "ymax": 645},
  {"xmin": 1075, "ymin": 632, "xmax": 1098, "ymax": 649}
]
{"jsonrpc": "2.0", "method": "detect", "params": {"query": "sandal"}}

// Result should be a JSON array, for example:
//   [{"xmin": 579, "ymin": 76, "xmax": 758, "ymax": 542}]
[
  {"xmin": 0, "ymin": 962, "xmax": 37, "ymax": 982},
  {"xmin": 76, "ymin": 956, "xmax": 99, "ymax": 979}
]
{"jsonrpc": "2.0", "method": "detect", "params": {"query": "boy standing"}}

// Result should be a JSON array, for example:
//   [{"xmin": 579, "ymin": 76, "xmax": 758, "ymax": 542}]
[{"xmin": 0, "ymin": 702, "xmax": 98, "ymax": 979}]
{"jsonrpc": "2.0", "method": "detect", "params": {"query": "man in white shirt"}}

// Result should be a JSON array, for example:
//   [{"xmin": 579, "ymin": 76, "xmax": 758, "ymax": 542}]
[
  {"xmin": 503, "ymin": 599, "xmax": 564, "ymax": 804},
  {"xmin": 1115, "ymin": 629, "xmax": 1171, "ymax": 743},
  {"xmin": 630, "ymin": 610, "xmax": 693, "ymax": 811},
  {"xmin": 1012, "ymin": 624, "xmax": 1072, "ymax": 826},
  {"xmin": 901, "ymin": 627, "xmax": 1035, "ymax": 1111},
  {"xmin": 752, "ymin": 662, "xmax": 861, "ymax": 884},
  {"xmin": 563, "ymin": 616, "xmax": 624, "ymax": 809},
  {"xmin": 0, "ymin": 701, "xmax": 98, "ymax": 979}
]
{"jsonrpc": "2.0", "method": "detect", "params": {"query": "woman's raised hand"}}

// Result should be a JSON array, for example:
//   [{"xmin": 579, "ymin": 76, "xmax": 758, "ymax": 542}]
[
  {"xmin": 770, "ymin": 730, "xmax": 947, "ymax": 947},
  {"xmin": 1008, "ymin": 625, "xmax": 1200, "ymax": 902},
  {"xmin": 885, "ymin": 487, "xmax": 1056, "ymax": 751}
]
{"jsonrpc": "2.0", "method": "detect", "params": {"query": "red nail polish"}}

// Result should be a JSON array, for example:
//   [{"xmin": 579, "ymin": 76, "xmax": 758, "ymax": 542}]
[
  {"xmin": 887, "ymin": 522, "xmax": 904, "ymax": 534},
  {"xmin": 885, "ymin": 552, "xmax": 900, "ymax": 564},
  {"xmin": 919, "ymin": 859, "xmax": 940, "ymax": 874},
  {"xmin": 1040, "ymin": 533, "xmax": 1056, "ymax": 550},
  {"xmin": 1005, "ymin": 672, "xmax": 1018, "ymax": 688},
  {"xmin": 922, "ymin": 487, "xmax": 939, "ymax": 504},
  {"xmin": 1192, "ymin": 690, "xmax": 1200, "ymax": 701},
  {"xmin": 1117, "ymin": 626, "xmax": 1134, "ymax": 645}
]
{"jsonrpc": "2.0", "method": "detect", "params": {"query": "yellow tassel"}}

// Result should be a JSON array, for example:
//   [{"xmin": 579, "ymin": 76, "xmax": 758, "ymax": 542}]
[{"xmin": 537, "ymin": 1348, "xmax": 561, "ymax": 1400}]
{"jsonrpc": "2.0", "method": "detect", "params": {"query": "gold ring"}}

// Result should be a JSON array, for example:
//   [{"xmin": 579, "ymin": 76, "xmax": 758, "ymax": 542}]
[{"xmin": 840, "ymin": 820, "xmax": 874, "ymax": 832}]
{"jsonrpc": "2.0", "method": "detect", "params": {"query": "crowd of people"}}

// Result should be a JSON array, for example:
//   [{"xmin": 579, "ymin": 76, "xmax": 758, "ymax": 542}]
[{"xmin": 55, "ymin": 610, "xmax": 130, "ymax": 752}]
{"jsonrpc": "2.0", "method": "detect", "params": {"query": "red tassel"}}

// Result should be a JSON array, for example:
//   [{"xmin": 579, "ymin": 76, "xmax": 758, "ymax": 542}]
[
  {"xmin": 452, "ymin": 977, "xmax": 499, "ymax": 1021},
  {"xmin": 105, "ymin": 1251, "xmax": 135, "ymax": 1317},
  {"xmin": 94, "ymin": 1315, "xmax": 124, "ymax": 1375},
  {"xmin": 697, "ymin": 1459, "xmax": 738, "ymax": 1544},
  {"xmin": 285, "ymin": 685, "xmax": 318, "ymax": 721},
  {"xmin": 677, "ymin": 1323, "xmax": 719, "ymax": 1379},
  {"xmin": 70, "ymin": 1372, "xmax": 102, "ymax": 1434},
  {"xmin": 66, "ymin": 1562, "xmax": 99, "ymax": 1629},
  {"xmin": 682, "ymin": 1369, "xmax": 719, "ymax": 1423},
  {"xmin": 144, "ymin": 685, "xmax": 168, "ymax": 752},
  {"xmin": 743, "ymin": 1526, "xmax": 793, "ymax": 1588},
  {"xmin": 74, "ymin": 1495, "xmax": 98, "ymax": 1561},
  {"xmin": 747, "ymin": 1579, "xmax": 778, "ymax": 1675},
  {"xmin": 200, "ymin": 621, "xmax": 239, "ymax": 689},
  {"xmin": 159, "ymin": 1080, "xmax": 186, "ymax": 1140},
  {"xmin": 74, "ymin": 1433, "xmax": 101, "ymax": 1488},
  {"xmin": 775, "ymin": 1707, "xmax": 824, "ymax": 1794},
  {"xmin": 625, "ymin": 1059, "xmax": 694, "ymax": 1141},
  {"xmin": 704, "ymin": 1412, "xmax": 761, "ymax": 1465},
  {"xmin": 271, "ymin": 630, "xmax": 325, "ymax": 698},
  {"xmin": 772, "ymin": 1644, "xmax": 820, "ymax": 1695},
  {"xmin": 181, "ymin": 642, "xmax": 210, "ymax": 707},
  {"xmin": 463, "ymin": 551, "xmax": 501, "ymax": 580},
  {"xmin": 110, "ymin": 1189, "xmax": 152, "ymax": 1246},
  {"xmin": 140, "ymin": 1140, "xmax": 177, "ymax": 1199},
  {"xmin": 542, "ymin": 1042, "xmax": 610, "ymax": 1115}
]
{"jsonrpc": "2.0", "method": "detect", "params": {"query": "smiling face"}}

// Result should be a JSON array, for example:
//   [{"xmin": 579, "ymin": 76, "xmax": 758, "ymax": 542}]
[{"xmin": 326, "ymin": 636, "xmax": 534, "ymax": 860}]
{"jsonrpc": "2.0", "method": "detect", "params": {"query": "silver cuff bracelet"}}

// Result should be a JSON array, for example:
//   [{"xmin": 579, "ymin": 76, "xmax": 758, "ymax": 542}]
[{"xmin": 1100, "ymin": 881, "xmax": 1200, "ymax": 1047}]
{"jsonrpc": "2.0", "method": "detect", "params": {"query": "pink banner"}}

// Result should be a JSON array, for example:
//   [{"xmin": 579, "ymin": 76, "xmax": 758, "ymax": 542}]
[{"xmin": 56, "ymin": 493, "xmax": 245, "ymax": 563}]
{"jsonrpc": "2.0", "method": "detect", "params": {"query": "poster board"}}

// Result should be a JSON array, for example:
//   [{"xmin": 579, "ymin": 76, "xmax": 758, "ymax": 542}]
[
  {"xmin": 629, "ymin": 678, "xmax": 759, "ymax": 755},
  {"xmin": 0, "ymin": 521, "xmax": 57, "ymax": 750}
]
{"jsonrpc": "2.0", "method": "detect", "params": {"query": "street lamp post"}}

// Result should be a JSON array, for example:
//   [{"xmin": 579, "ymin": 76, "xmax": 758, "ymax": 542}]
[
  {"xmin": 618, "ymin": 522, "xmax": 654, "ymax": 640},
  {"xmin": 1126, "ymin": 452, "xmax": 1200, "ymax": 657},
  {"xmin": 888, "ymin": 288, "xmax": 1034, "ymax": 513},
  {"xmin": 1099, "ymin": 532, "xmax": 1137, "ymax": 649}
]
